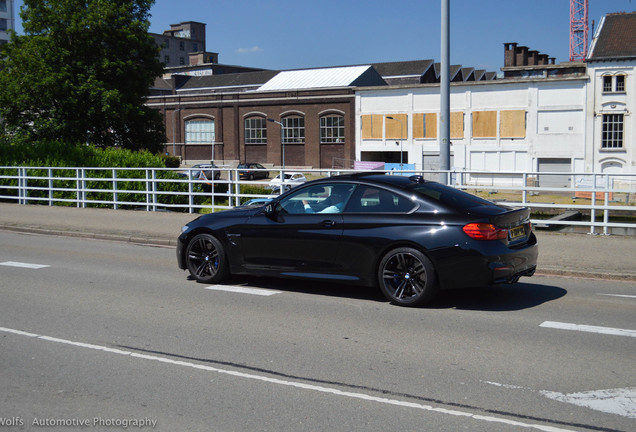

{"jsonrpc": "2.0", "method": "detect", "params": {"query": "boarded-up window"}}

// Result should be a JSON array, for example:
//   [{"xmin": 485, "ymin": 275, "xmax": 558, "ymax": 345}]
[
  {"xmin": 500, "ymin": 110, "xmax": 526, "ymax": 138},
  {"xmin": 413, "ymin": 113, "xmax": 437, "ymax": 139},
  {"xmin": 472, "ymin": 111, "xmax": 497, "ymax": 138},
  {"xmin": 385, "ymin": 114, "xmax": 407, "ymax": 139},
  {"xmin": 450, "ymin": 112, "xmax": 464, "ymax": 139},
  {"xmin": 361, "ymin": 114, "xmax": 383, "ymax": 139}
]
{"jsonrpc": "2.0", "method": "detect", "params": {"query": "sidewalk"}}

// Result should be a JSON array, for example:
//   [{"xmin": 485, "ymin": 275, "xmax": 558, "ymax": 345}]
[{"xmin": 1, "ymin": 202, "xmax": 635, "ymax": 282}]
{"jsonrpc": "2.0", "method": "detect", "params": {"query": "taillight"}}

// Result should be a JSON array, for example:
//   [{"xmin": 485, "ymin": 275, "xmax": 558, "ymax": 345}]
[{"xmin": 462, "ymin": 223, "xmax": 508, "ymax": 240}]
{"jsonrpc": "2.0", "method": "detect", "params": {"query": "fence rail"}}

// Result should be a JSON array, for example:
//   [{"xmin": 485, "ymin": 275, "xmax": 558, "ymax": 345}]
[{"xmin": 1, "ymin": 166, "xmax": 635, "ymax": 235}]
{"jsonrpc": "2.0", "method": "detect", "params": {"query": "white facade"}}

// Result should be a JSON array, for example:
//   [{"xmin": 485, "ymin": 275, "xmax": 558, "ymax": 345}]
[
  {"xmin": 0, "ymin": 0, "xmax": 14, "ymax": 46},
  {"xmin": 585, "ymin": 62, "xmax": 635, "ymax": 174},
  {"xmin": 355, "ymin": 76, "xmax": 589, "ymax": 178}
]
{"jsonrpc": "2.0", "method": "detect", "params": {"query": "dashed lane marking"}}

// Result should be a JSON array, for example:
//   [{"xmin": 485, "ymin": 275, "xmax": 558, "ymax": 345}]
[
  {"xmin": 598, "ymin": 293, "xmax": 636, "ymax": 299},
  {"xmin": 540, "ymin": 321, "xmax": 636, "ymax": 338},
  {"xmin": 206, "ymin": 285, "xmax": 282, "ymax": 296},
  {"xmin": 0, "ymin": 261, "xmax": 50, "ymax": 269}
]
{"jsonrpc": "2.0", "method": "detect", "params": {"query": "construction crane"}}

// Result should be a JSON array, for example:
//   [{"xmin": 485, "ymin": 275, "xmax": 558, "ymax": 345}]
[{"xmin": 570, "ymin": 0, "xmax": 589, "ymax": 61}]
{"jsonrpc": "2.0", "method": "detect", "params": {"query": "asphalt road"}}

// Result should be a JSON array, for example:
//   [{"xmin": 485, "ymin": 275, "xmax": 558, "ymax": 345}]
[{"xmin": 0, "ymin": 231, "xmax": 634, "ymax": 432}]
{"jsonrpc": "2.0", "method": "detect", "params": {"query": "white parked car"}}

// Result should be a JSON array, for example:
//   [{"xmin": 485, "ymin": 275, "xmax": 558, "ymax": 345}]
[{"xmin": 267, "ymin": 172, "xmax": 307, "ymax": 192}]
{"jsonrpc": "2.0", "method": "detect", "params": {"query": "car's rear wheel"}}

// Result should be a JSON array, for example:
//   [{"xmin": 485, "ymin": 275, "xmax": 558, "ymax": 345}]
[
  {"xmin": 378, "ymin": 247, "xmax": 438, "ymax": 306},
  {"xmin": 185, "ymin": 233, "xmax": 228, "ymax": 283}
]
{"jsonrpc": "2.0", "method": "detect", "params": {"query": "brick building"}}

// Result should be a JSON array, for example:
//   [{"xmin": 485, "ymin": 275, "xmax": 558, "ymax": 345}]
[{"xmin": 148, "ymin": 66, "xmax": 387, "ymax": 168}]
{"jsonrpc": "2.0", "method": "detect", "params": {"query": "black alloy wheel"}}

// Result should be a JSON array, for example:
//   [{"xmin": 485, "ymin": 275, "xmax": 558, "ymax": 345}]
[
  {"xmin": 378, "ymin": 247, "xmax": 438, "ymax": 306},
  {"xmin": 185, "ymin": 233, "xmax": 228, "ymax": 283}
]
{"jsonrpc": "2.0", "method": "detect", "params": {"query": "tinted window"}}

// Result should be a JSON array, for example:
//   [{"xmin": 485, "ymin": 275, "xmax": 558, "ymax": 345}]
[
  {"xmin": 345, "ymin": 186, "xmax": 416, "ymax": 213},
  {"xmin": 411, "ymin": 183, "xmax": 492, "ymax": 208}
]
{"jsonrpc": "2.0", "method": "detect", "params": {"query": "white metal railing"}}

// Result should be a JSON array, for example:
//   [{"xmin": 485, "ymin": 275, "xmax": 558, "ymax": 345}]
[{"xmin": 1, "ymin": 166, "xmax": 635, "ymax": 235}]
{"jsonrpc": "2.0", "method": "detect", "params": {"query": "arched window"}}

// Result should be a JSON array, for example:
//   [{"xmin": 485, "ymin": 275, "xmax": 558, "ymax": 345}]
[
  {"xmin": 282, "ymin": 116, "xmax": 305, "ymax": 144},
  {"xmin": 244, "ymin": 117, "xmax": 267, "ymax": 144},
  {"xmin": 185, "ymin": 119, "xmax": 215, "ymax": 144},
  {"xmin": 320, "ymin": 114, "xmax": 345, "ymax": 143}
]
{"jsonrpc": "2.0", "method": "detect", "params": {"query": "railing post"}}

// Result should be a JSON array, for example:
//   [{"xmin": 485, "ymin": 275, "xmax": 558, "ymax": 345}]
[
  {"xmin": 76, "ymin": 168, "xmax": 84, "ymax": 208},
  {"xmin": 590, "ymin": 174, "xmax": 597, "ymax": 234},
  {"xmin": 18, "ymin": 167, "xmax": 26, "ymax": 205},
  {"xmin": 113, "ymin": 168, "xmax": 118, "ymax": 210},
  {"xmin": 48, "ymin": 168, "xmax": 53, "ymax": 206},
  {"xmin": 150, "ymin": 169, "xmax": 158, "ymax": 212},
  {"xmin": 603, "ymin": 174, "xmax": 610, "ymax": 235},
  {"xmin": 188, "ymin": 173, "xmax": 194, "ymax": 214},
  {"xmin": 232, "ymin": 169, "xmax": 240, "ymax": 207}
]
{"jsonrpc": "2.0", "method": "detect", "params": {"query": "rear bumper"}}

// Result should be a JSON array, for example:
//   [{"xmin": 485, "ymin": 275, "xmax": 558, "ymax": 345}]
[{"xmin": 434, "ymin": 234, "xmax": 539, "ymax": 289}]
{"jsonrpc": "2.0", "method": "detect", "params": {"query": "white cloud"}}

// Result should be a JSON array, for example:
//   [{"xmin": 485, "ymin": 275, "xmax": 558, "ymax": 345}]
[{"xmin": 236, "ymin": 46, "xmax": 262, "ymax": 54}]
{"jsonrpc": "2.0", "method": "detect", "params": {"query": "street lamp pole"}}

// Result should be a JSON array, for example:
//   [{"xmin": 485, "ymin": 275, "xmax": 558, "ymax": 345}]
[
  {"xmin": 386, "ymin": 116, "xmax": 404, "ymax": 169},
  {"xmin": 440, "ymin": 0, "xmax": 451, "ymax": 184},
  {"xmin": 267, "ymin": 118, "xmax": 285, "ymax": 192}
]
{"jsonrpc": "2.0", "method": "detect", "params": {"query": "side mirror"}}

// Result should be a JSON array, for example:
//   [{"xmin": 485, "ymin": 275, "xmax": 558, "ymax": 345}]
[{"xmin": 263, "ymin": 203, "xmax": 277, "ymax": 219}]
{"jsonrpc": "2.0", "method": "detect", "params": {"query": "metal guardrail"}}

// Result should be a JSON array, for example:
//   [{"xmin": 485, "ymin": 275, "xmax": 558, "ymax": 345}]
[{"xmin": 1, "ymin": 166, "xmax": 634, "ymax": 235}]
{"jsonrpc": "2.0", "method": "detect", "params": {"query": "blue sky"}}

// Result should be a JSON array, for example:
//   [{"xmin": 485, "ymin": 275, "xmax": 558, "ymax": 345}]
[{"xmin": 12, "ymin": 0, "xmax": 636, "ymax": 72}]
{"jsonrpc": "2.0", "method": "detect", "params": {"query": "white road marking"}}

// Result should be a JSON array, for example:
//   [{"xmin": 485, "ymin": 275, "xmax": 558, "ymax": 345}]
[
  {"xmin": 0, "ymin": 261, "xmax": 50, "ymax": 269},
  {"xmin": 206, "ymin": 285, "xmax": 282, "ymax": 296},
  {"xmin": 598, "ymin": 293, "xmax": 636, "ymax": 299},
  {"xmin": 540, "ymin": 321, "xmax": 636, "ymax": 338},
  {"xmin": 0, "ymin": 326, "xmax": 575, "ymax": 432},
  {"xmin": 541, "ymin": 388, "xmax": 636, "ymax": 419}
]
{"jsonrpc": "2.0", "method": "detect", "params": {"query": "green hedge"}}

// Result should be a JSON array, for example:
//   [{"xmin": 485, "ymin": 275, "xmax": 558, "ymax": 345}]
[{"xmin": 0, "ymin": 140, "xmax": 214, "ymax": 211}]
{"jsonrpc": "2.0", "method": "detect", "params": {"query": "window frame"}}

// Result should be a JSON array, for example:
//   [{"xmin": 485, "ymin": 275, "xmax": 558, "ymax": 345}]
[
  {"xmin": 282, "ymin": 116, "xmax": 305, "ymax": 144},
  {"xmin": 320, "ymin": 114, "xmax": 345, "ymax": 144},
  {"xmin": 615, "ymin": 75, "xmax": 625, "ymax": 92},
  {"xmin": 244, "ymin": 117, "xmax": 268, "ymax": 145},
  {"xmin": 601, "ymin": 113, "xmax": 624, "ymax": 149},
  {"xmin": 185, "ymin": 118, "xmax": 215, "ymax": 145}
]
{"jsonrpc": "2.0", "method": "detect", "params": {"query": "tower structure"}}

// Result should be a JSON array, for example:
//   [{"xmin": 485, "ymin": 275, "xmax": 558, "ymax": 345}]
[{"xmin": 569, "ymin": 0, "xmax": 589, "ymax": 61}]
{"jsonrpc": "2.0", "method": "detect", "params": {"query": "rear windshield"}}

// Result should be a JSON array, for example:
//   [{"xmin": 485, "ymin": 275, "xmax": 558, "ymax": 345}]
[{"xmin": 410, "ymin": 182, "xmax": 493, "ymax": 209}]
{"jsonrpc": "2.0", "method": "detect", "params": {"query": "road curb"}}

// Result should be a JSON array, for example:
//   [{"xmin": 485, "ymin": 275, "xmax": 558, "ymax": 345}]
[{"xmin": 0, "ymin": 226, "xmax": 176, "ymax": 248}]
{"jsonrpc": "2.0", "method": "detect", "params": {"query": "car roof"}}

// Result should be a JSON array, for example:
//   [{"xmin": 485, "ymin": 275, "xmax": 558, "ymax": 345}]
[{"xmin": 313, "ymin": 172, "xmax": 416, "ymax": 186}]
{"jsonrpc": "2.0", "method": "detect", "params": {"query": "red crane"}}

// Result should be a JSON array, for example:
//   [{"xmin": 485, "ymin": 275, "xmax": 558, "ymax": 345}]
[{"xmin": 570, "ymin": 0, "xmax": 589, "ymax": 61}]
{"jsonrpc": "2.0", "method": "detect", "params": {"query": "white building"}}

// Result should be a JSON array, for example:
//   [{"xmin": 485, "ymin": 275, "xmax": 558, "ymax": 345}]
[
  {"xmin": 356, "ymin": 72, "xmax": 588, "ymax": 186},
  {"xmin": 585, "ymin": 12, "xmax": 635, "ymax": 175},
  {"xmin": 0, "ymin": 0, "xmax": 14, "ymax": 47},
  {"xmin": 355, "ymin": 12, "xmax": 635, "ymax": 184}
]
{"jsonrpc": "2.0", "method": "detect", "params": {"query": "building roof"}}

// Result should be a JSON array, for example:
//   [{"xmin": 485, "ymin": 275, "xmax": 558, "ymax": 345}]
[
  {"xmin": 588, "ymin": 12, "xmax": 636, "ymax": 61},
  {"xmin": 257, "ymin": 65, "xmax": 386, "ymax": 91},
  {"xmin": 180, "ymin": 70, "xmax": 280, "ymax": 90},
  {"xmin": 371, "ymin": 60, "xmax": 435, "ymax": 78}
]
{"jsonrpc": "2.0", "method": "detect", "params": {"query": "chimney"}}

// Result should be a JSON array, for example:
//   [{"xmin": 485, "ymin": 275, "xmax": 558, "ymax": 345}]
[
  {"xmin": 527, "ymin": 50, "xmax": 539, "ymax": 66},
  {"xmin": 515, "ymin": 46, "xmax": 529, "ymax": 66},
  {"xmin": 504, "ymin": 43, "xmax": 518, "ymax": 67}
]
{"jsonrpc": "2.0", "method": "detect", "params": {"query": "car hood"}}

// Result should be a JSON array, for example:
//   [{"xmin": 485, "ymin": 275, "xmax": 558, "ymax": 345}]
[{"xmin": 186, "ymin": 207, "xmax": 261, "ymax": 227}]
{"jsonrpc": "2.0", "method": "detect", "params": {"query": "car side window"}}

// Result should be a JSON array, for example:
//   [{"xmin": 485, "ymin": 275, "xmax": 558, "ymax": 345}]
[
  {"xmin": 345, "ymin": 186, "xmax": 416, "ymax": 213},
  {"xmin": 278, "ymin": 184, "xmax": 355, "ymax": 215}
]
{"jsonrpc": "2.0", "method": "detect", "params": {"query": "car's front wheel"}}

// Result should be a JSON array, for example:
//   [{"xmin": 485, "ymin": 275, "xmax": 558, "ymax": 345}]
[
  {"xmin": 378, "ymin": 247, "xmax": 438, "ymax": 306},
  {"xmin": 185, "ymin": 233, "xmax": 228, "ymax": 283}
]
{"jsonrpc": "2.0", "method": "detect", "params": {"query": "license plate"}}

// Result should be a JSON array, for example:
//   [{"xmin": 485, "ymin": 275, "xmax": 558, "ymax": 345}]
[{"xmin": 509, "ymin": 225, "xmax": 526, "ymax": 240}]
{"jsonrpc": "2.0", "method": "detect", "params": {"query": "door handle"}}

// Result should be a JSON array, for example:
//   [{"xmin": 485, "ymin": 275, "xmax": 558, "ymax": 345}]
[{"xmin": 321, "ymin": 220, "xmax": 337, "ymax": 227}]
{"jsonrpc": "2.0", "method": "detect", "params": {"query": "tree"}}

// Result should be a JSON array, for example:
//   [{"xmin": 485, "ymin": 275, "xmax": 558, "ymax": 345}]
[{"xmin": 0, "ymin": 0, "xmax": 166, "ymax": 152}]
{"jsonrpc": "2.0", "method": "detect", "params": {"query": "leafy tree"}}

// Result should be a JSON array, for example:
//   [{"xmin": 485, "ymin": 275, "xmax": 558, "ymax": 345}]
[{"xmin": 0, "ymin": 0, "xmax": 166, "ymax": 152}]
